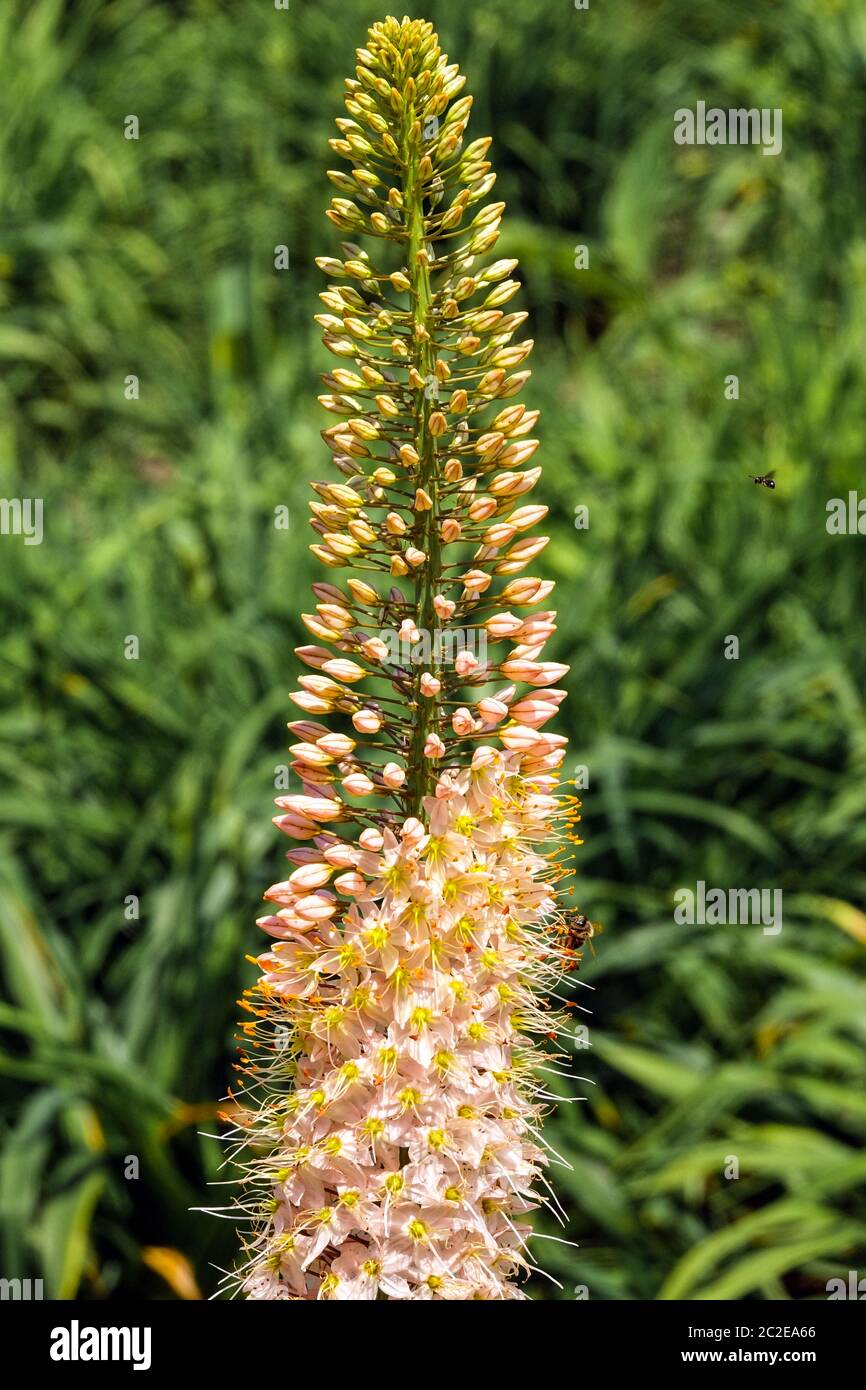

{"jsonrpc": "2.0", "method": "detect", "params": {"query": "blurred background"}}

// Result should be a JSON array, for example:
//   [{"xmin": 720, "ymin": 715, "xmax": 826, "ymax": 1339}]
[{"xmin": 1, "ymin": 0, "xmax": 865, "ymax": 1301}]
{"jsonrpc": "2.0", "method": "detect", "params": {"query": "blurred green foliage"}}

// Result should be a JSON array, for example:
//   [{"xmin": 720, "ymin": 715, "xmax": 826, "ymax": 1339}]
[{"xmin": 1, "ymin": 0, "xmax": 865, "ymax": 1300}]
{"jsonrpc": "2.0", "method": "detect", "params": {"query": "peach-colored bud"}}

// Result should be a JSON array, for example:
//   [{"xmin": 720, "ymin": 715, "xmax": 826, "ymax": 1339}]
[
  {"xmin": 352, "ymin": 708, "xmax": 382, "ymax": 733},
  {"xmin": 289, "ymin": 741, "xmax": 333, "ymax": 767},
  {"xmin": 504, "ymin": 535, "xmax": 548, "ymax": 564},
  {"xmin": 347, "ymin": 577, "xmax": 379, "ymax": 605},
  {"xmin": 518, "ymin": 612, "xmax": 557, "ymax": 643},
  {"xmin": 294, "ymin": 765, "xmax": 334, "ymax": 789},
  {"xmin": 299, "ymin": 674, "xmax": 345, "ymax": 699},
  {"xmin": 499, "ymin": 725, "xmax": 542, "ymax": 752},
  {"xmin": 386, "ymin": 511, "xmax": 407, "ymax": 535},
  {"xmin": 500, "ymin": 577, "xmax": 555, "ymax": 605},
  {"xmin": 272, "ymin": 813, "xmax": 319, "ymax": 840},
  {"xmin": 443, "ymin": 459, "xmax": 463, "ymax": 482},
  {"xmin": 294, "ymin": 891, "xmax": 339, "ymax": 922},
  {"xmin": 424, "ymin": 733, "xmax": 445, "ymax": 758},
  {"xmin": 399, "ymin": 619, "xmax": 420, "ymax": 643},
  {"xmin": 536, "ymin": 732, "xmax": 569, "ymax": 751},
  {"xmin": 405, "ymin": 547, "xmax": 426, "ymax": 567},
  {"xmin": 359, "ymin": 827, "xmax": 384, "ymax": 851},
  {"xmin": 322, "ymin": 658, "xmax": 366, "ymax": 683},
  {"xmin": 433, "ymin": 595, "xmax": 456, "ymax": 619},
  {"xmin": 256, "ymin": 912, "xmax": 302, "ymax": 939},
  {"xmin": 420, "ymin": 673, "xmax": 441, "ymax": 697},
  {"xmin": 342, "ymin": 772, "xmax": 375, "ymax": 796},
  {"xmin": 322, "ymin": 842, "xmax": 358, "ymax": 868},
  {"xmin": 455, "ymin": 650, "xmax": 478, "ymax": 676},
  {"xmin": 509, "ymin": 697, "xmax": 557, "ymax": 727},
  {"xmin": 290, "ymin": 691, "xmax": 333, "ymax": 714},
  {"xmin": 460, "ymin": 569, "xmax": 492, "ymax": 595},
  {"xmin": 485, "ymin": 612, "xmax": 523, "ymax": 638},
  {"xmin": 414, "ymin": 488, "xmax": 433, "ymax": 511},
  {"xmin": 478, "ymin": 697, "xmax": 509, "ymax": 724},
  {"xmin": 361, "ymin": 637, "xmax": 389, "ymax": 661},
  {"xmin": 316, "ymin": 603, "xmax": 354, "ymax": 629},
  {"xmin": 289, "ymin": 856, "xmax": 333, "ymax": 889},
  {"xmin": 295, "ymin": 645, "xmax": 331, "ymax": 669},
  {"xmin": 508, "ymin": 641, "xmax": 546, "ymax": 663},
  {"xmin": 489, "ymin": 465, "xmax": 541, "ymax": 497},
  {"xmin": 383, "ymin": 762, "xmax": 406, "ymax": 788},
  {"xmin": 284, "ymin": 845, "xmax": 325, "ymax": 865},
  {"xmin": 475, "ymin": 431, "xmax": 505, "ymax": 459},
  {"xmin": 440, "ymin": 518, "xmax": 461, "ymax": 543},
  {"xmin": 302, "ymin": 614, "xmax": 339, "ymax": 641},
  {"xmin": 317, "ymin": 732, "xmax": 356, "ymax": 757},
  {"xmin": 509, "ymin": 504, "xmax": 548, "ymax": 529},
  {"xmin": 274, "ymin": 794, "xmax": 344, "ymax": 823},
  {"xmin": 468, "ymin": 496, "xmax": 498, "ymax": 522},
  {"xmin": 498, "ymin": 439, "xmax": 539, "ymax": 467},
  {"xmin": 400, "ymin": 817, "xmax": 426, "ymax": 847},
  {"xmin": 452, "ymin": 707, "xmax": 475, "ymax": 735},
  {"xmin": 334, "ymin": 871, "xmax": 367, "ymax": 896},
  {"xmin": 500, "ymin": 659, "xmax": 570, "ymax": 686}
]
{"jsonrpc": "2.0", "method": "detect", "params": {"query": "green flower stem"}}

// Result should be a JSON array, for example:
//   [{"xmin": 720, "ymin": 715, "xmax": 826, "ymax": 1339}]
[{"xmin": 405, "ymin": 107, "xmax": 441, "ymax": 817}]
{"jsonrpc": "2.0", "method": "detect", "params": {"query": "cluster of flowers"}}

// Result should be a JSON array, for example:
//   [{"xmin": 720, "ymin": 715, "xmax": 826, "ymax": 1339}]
[{"xmin": 220, "ymin": 14, "xmax": 583, "ymax": 1301}]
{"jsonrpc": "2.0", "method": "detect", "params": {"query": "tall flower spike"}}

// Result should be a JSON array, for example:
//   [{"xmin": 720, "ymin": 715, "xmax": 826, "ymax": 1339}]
[{"xmin": 220, "ymin": 14, "xmax": 585, "ymax": 1301}]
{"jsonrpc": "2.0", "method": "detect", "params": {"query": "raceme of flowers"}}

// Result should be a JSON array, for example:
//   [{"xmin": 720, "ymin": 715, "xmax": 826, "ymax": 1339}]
[{"xmin": 217, "ymin": 13, "xmax": 586, "ymax": 1302}]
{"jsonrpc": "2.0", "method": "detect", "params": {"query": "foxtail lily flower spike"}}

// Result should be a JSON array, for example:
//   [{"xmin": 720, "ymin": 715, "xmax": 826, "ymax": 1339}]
[{"xmin": 221, "ymin": 14, "xmax": 585, "ymax": 1302}]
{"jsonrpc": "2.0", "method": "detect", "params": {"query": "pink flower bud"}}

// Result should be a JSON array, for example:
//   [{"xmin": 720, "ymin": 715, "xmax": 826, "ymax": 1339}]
[
  {"xmin": 293, "ymin": 891, "xmax": 339, "ymax": 921},
  {"xmin": 400, "ymin": 818, "xmax": 426, "ymax": 847},
  {"xmin": 451, "ymin": 707, "xmax": 475, "ymax": 734},
  {"xmin": 274, "ymin": 794, "xmax": 344, "ymax": 823},
  {"xmin": 323, "ymin": 842, "xmax": 358, "ymax": 868},
  {"xmin": 460, "ymin": 569, "xmax": 492, "ymax": 595},
  {"xmin": 485, "ymin": 612, "xmax": 523, "ymax": 638},
  {"xmin": 361, "ymin": 637, "xmax": 389, "ymax": 661},
  {"xmin": 500, "ymin": 659, "xmax": 570, "ymax": 686},
  {"xmin": 433, "ymin": 594, "xmax": 456, "ymax": 619},
  {"xmin": 288, "ymin": 863, "xmax": 333, "ymax": 891},
  {"xmin": 352, "ymin": 708, "xmax": 382, "ymax": 733},
  {"xmin": 341, "ymin": 772, "xmax": 375, "ymax": 796},
  {"xmin": 478, "ymin": 697, "xmax": 509, "ymax": 724},
  {"xmin": 317, "ymin": 735, "xmax": 354, "ymax": 761},
  {"xmin": 333, "ymin": 871, "xmax": 367, "ymax": 896},
  {"xmin": 500, "ymin": 577, "xmax": 555, "ymax": 605}
]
